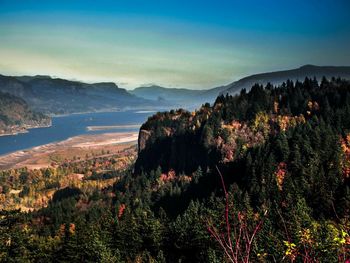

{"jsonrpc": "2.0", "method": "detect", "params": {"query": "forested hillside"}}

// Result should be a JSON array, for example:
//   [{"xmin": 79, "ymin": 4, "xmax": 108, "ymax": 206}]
[
  {"xmin": 0, "ymin": 75, "xmax": 156, "ymax": 115},
  {"xmin": 1, "ymin": 77, "xmax": 350, "ymax": 262},
  {"xmin": 0, "ymin": 91, "xmax": 51, "ymax": 135},
  {"xmin": 220, "ymin": 65, "xmax": 350, "ymax": 95}
]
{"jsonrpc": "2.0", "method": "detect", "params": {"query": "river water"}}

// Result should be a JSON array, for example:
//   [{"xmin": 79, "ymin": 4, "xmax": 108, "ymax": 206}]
[{"xmin": 0, "ymin": 110, "xmax": 154, "ymax": 156}]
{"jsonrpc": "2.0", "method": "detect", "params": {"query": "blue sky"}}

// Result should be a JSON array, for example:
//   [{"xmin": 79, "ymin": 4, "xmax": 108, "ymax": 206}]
[{"xmin": 0, "ymin": 0, "xmax": 349, "ymax": 89}]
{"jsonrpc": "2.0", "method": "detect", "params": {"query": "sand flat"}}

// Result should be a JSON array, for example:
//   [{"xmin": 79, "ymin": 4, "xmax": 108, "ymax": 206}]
[
  {"xmin": 0, "ymin": 132, "xmax": 138, "ymax": 170},
  {"xmin": 73, "ymin": 133, "xmax": 139, "ymax": 147},
  {"xmin": 86, "ymin": 124, "xmax": 141, "ymax": 131}
]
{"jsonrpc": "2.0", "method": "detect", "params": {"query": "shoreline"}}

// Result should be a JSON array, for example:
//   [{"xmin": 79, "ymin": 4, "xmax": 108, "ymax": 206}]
[
  {"xmin": 49, "ymin": 107, "xmax": 160, "ymax": 117},
  {"xmin": 0, "ymin": 123, "xmax": 52, "ymax": 137},
  {"xmin": 0, "ymin": 131, "xmax": 138, "ymax": 170}
]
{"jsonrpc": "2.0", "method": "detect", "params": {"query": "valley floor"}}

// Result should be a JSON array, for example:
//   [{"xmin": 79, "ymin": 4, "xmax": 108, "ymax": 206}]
[{"xmin": 0, "ymin": 132, "xmax": 138, "ymax": 170}]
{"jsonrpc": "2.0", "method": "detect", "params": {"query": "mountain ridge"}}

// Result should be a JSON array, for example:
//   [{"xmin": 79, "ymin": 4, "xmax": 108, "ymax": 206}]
[
  {"xmin": 0, "ymin": 74, "xmax": 157, "ymax": 115},
  {"xmin": 130, "ymin": 65, "xmax": 350, "ymax": 106},
  {"xmin": 2, "ymin": 65, "xmax": 350, "ymax": 115},
  {"xmin": 220, "ymin": 65, "xmax": 350, "ymax": 95},
  {"xmin": 130, "ymin": 84, "xmax": 228, "ymax": 108}
]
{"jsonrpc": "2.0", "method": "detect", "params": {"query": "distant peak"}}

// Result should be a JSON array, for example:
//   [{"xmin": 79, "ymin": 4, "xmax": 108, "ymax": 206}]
[
  {"xmin": 299, "ymin": 64, "xmax": 317, "ymax": 69},
  {"xmin": 93, "ymin": 82, "xmax": 119, "ymax": 88},
  {"xmin": 33, "ymin": 75, "xmax": 51, "ymax": 78},
  {"xmin": 141, "ymin": 85, "xmax": 165, "ymax": 89}
]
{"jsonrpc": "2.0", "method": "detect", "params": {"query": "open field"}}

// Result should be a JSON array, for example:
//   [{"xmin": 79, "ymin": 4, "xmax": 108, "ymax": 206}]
[{"xmin": 0, "ymin": 132, "xmax": 138, "ymax": 170}]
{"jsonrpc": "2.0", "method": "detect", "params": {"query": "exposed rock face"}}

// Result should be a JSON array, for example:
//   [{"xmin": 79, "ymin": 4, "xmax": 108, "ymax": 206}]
[
  {"xmin": 134, "ymin": 108, "xmax": 219, "ymax": 175},
  {"xmin": 138, "ymin": 129, "xmax": 152, "ymax": 153}
]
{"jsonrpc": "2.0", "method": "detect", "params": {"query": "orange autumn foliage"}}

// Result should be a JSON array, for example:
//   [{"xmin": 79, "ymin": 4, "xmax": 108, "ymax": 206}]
[
  {"xmin": 222, "ymin": 120, "xmax": 242, "ymax": 131},
  {"xmin": 340, "ymin": 135, "xmax": 350, "ymax": 178},
  {"xmin": 275, "ymin": 162, "xmax": 287, "ymax": 190},
  {"xmin": 118, "ymin": 204, "xmax": 126, "ymax": 218},
  {"xmin": 69, "ymin": 223, "xmax": 76, "ymax": 235},
  {"xmin": 160, "ymin": 169, "xmax": 176, "ymax": 182},
  {"xmin": 275, "ymin": 114, "xmax": 305, "ymax": 132}
]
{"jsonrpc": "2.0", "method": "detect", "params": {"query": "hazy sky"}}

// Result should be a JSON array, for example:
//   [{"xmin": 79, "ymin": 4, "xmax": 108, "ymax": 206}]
[{"xmin": 0, "ymin": 0, "xmax": 349, "ymax": 89}]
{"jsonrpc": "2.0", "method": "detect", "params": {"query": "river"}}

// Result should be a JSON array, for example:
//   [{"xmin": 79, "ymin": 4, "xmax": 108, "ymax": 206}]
[{"xmin": 0, "ymin": 110, "xmax": 155, "ymax": 156}]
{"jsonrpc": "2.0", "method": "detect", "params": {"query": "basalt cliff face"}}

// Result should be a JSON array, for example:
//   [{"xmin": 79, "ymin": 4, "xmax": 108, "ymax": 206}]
[
  {"xmin": 135, "ymin": 108, "xmax": 218, "ymax": 174},
  {"xmin": 138, "ymin": 129, "xmax": 152, "ymax": 153}
]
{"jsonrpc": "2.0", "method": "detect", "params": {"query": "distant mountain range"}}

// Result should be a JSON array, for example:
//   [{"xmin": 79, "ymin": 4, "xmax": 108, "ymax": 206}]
[
  {"xmin": 1, "ymin": 65, "xmax": 350, "ymax": 115},
  {"xmin": 0, "ymin": 75, "xmax": 156, "ymax": 115},
  {"xmin": 219, "ymin": 65, "xmax": 350, "ymax": 95},
  {"xmin": 130, "ymin": 85, "xmax": 228, "ymax": 108},
  {"xmin": 130, "ymin": 65, "xmax": 350, "ymax": 106}
]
